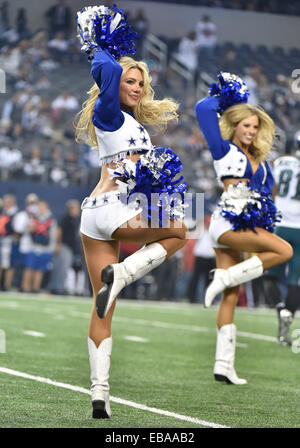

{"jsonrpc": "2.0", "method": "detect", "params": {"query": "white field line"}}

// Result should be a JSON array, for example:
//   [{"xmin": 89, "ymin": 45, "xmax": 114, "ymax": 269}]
[
  {"xmin": 0, "ymin": 367, "xmax": 230, "ymax": 429},
  {"xmin": 124, "ymin": 336, "xmax": 149, "ymax": 343},
  {"xmin": 237, "ymin": 331, "xmax": 277, "ymax": 343},
  {"xmin": 114, "ymin": 316, "xmax": 278, "ymax": 343},
  {"xmin": 114, "ymin": 316, "xmax": 210, "ymax": 333},
  {"xmin": 23, "ymin": 331, "xmax": 45, "ymax": 338}
]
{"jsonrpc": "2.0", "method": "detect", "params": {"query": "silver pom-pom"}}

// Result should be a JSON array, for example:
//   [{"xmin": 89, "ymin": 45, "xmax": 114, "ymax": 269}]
[{"xmin": 219, "ymin": 182, "xmax": 261, "ymax": 215}]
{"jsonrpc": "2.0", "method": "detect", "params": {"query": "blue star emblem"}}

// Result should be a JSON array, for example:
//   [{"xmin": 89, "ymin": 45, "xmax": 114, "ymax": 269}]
[
  {"xmin": 138, "ymin": 125, "xmax": 145, "ymax": 133},
  {"xmin": 103, "ymin": 195, "xmax": 109, "ymax": 204},
  {"xmin": 141, "ymin": 137, "xmax": 148, "ymax": 144},
  {"xmin": 92, "ymin": 198, "xmax": 97, "ymax": 206},
  {"xmin": 128, "ymin": 137, "xmax": 136, "ymax": 146}
]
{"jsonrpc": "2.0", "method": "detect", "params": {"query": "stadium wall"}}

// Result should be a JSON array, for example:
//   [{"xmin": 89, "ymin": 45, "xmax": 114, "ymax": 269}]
[{"xmin": 8, "ymin": 0, "xmax": 300, "ymax": 50}]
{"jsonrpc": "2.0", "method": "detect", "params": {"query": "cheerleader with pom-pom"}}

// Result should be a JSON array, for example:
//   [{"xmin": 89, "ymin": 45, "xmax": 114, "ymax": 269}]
[
  {"xmin": 195, "ymin": 72, "xmax": 293, "ymax": 385},
  {"xmin": 75, "ymin": 5, "xmax": 188, "ymax": 418}
]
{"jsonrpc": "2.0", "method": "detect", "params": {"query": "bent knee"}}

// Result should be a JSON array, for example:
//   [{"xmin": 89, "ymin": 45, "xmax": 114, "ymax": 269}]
[
  {"xmin": 170, "ymin": 220, "xmax": 189, "ymax": 240},
  {"xmin": 284, "ymin": 243, "xmax": 293, "ymax": 262}
]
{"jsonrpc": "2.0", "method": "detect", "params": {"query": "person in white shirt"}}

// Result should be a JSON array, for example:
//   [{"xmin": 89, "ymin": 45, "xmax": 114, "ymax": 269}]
[
  {"xmin": 51, "ymin": 91, "xmax": 79, "ymax": 111},
  {"xmin": 177, "ymin": 31, "xmax": 198, "ymax": 72},
  {"xmin": 0, "ymin": 144, "xmax": 22, "ymax": 178},
  {"xmin": 13, "ymin": 193, "xmax": 39, "ymax": 292},
  {"xmin": 195, "ymin": 15, "xmax": 217, "ymax": 52}
]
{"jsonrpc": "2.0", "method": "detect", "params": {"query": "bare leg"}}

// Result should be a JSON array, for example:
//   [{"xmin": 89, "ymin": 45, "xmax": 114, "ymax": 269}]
[
  {"xmin": 82, "ymin": 214, "xmax": 188, "ymax": 335},
  {"xmin": 95, "ymin": 215, "xmax": 188, "ymax": 318},
  {"xmin": 219, "ymin": 227, "xmax": 293, "ymax": 270},
  {"xmin": 4, "ymin": 267, "xmax": 15, "ymax": 290},
  {"xmin": 21, "ymin": 268, "xmax": 34, "ymax": 292},
  {"xmin": 81, "ymin": 235, "xmax": 120, "ymax": 347},
  {"xmin": 214, "ymin": 248, "xmax": 241, "ymax": 329},
  {"xmin": 32, "ymin": 270, "xmax": 43, "ymax": 292},
  {"xmin": 205, "ymin": 227, "xmax": 293, "ymax": 309},
  {"xmin": 112, "ymin": 214, "xmax": 188, "ymax": 255}
]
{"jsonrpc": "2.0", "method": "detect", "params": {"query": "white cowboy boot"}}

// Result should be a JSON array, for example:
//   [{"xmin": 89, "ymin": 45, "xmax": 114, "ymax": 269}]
[
  {"xmin": 213, "ymin": 323, "xmax": 247, "ymax": 385},
  {"xmin": 96, "ymin": 242, "xmax": 167, "ymax": 318},
  {"xmin": 204, "ymin": 255, "xmax": 263, "ymax": 308},
  {"xmin": 88, "ymin": 336, "xmax": 113, "ymax": 418}
]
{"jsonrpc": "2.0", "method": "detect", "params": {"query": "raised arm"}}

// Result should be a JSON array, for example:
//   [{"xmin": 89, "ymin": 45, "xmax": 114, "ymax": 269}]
[
  {"xmin": 194, "ymin": 96, "xmax": 229, "ymax": 160},
  {"xmin": 91, "ymin": 48, "xmax": 124, "ymax": 131}
]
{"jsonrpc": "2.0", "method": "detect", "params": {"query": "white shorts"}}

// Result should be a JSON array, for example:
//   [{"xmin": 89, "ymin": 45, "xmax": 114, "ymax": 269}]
[
  {"xmin": 80, "ymin": 191, "xmax": 143, "ymax": 241},
  {"xmin": 209, "ymin": 210, "xmax": 232, "ymax": 249}
]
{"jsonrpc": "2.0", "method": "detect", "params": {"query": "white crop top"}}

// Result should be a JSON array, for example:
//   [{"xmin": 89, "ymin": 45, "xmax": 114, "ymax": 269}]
[
  {"xmin": 213, "ymin": 144, "xmax": 247, "ymax": 180},
  {"xmin": 95, "ymin": 112, "xmax": 153, "ymax": 165}
]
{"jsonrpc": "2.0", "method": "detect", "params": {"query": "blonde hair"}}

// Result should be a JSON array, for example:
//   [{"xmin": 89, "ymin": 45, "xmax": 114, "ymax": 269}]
[
  {"xmin": 75, "ymin": 56, "xmax": 179, "ymax": 147},
  {"xmin": 219, "ymin": 103, "xmax": 275, "ymax": 162}
]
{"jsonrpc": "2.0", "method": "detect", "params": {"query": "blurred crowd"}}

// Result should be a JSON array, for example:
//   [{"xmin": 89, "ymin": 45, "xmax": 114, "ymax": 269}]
[
  {"xmin": 0, "ymin": 192, "xmax": 88, "ymax": 296},
  {"xmin": 0, "ymin": 1, "xmax": 299, "ymax": 306},
  {"xmin": 145, "ymin": 0, "xmax": 300, "ymax": 16},
  {"xmin": 0, "ymin": 2, "xmax": 299, "ymax": 195}
]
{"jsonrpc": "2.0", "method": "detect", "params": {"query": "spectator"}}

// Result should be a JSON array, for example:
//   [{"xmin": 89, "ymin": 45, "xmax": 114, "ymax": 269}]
[
  {"xmin": 187, "ymin": 216, "xmax": 216, "ymax": 303},
  {"xmin": 0, "ymin": 194, "xmax": 19, "ymax": 291},
  {"xmin": 45, "ymin": 0, "xmax": 71, "ymax": 39},
  {"xmin": 20, "ymin": 199, "xmax": 56, "ymax": 293},
  {"xmin": 48, "ymin": 31, "xmax": 69, "ymax": 62},
  {"xmin": 0, "ymin": 1, "xmax": 10, "ymax": 33},
  {"xmin": 221, "ymin": 50, "xmax": 239, "ymax": 74},
  {"xmin": 132, "ymin": 9, "xmax": 149, "ymax": 59},
  {"xmin": 35, "ymin": 75, "xmax": 51, "ymax": 91},
  {"xmin": 49, "ymin": 164, "xmax": 68, "ymax": 186},
  {"xmin": 49, "ymin": 199, "xmax": 81, "ymax": 295},
  {"xmin": 174, "ymin": 237, "xmax": 196, "ymax": 300},
  {"xmin": 51, "ymin": 90, "xmax": 79, "ymax": 120},
  {"xmin": 15, "ymin": 8, "xmax": 30, "ymax": 40},
  {"xmin": 0, "ymin": 143, "xmax": 22, "ymax": 179},
  {"xmin": 23, "ymin": 145, "xmax": 46, "ymax": 182},
  {"xmin": 176, "ymin": 31, "xmax": 198, "ymax": 72},
  {"xmin": 1, "ymin": 91, "xmax": 23, "ymax": 127},
  {"xmin": 195, "ymin": 15, "xmax": 217, "ymax": 54},
  {"xmin": 13, "ymin": 193, "xmax": 39, "ymax": 291}
]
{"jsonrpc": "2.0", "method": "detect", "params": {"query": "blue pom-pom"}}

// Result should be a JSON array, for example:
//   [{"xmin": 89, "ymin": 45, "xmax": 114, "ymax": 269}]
[
  {"xmin": 76, "ymin": 4, "xmax": 138, "ymax": 60},
  {"xmin": 209, "ymin": 71, "xmax": 250, "ymax": 114},
  {"xmin": 220, "ymin": 187, "xmax": 281, "ymax": 233}
]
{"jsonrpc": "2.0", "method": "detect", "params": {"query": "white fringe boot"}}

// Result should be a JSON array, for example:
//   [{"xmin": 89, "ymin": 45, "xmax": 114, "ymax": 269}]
[
  {"xmin": 205, "ymin": 255, "xmax": 263, "ymax": 308},
  {"xmin": 96, "ymin": 242, "xmax": 167, "ymax": 318},
  {"xmin": 213, "ymin": 323, "xmax": 247, "ymax": 385},
  {"xmin": 88, "ymin": 336, "xmax": 113, "ymax": 418}
]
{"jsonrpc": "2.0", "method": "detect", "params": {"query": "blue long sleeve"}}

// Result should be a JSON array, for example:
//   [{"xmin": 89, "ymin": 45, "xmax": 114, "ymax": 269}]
[
  {"xmin": 194, "ymin": 96, "xmax": 230, "ymax": 160},
  {"xmin": 91, "ymin": 49, "xmax": 124, "ymax": 131}
]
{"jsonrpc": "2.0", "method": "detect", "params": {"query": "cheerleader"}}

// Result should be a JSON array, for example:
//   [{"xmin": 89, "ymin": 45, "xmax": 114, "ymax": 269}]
[
  {"xmin": 195, "ymin": 73, "xmax": 293, "ymax": 385},
  {"xmin": 75, "ymin": 6, "xmax": 187, "ymax": 418}
]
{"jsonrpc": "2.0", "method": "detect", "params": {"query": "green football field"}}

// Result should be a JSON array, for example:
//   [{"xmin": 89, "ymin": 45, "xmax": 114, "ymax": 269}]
[{"xmin": 0, "ymin": 292, "xmax": 299, "ymax": 429}]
